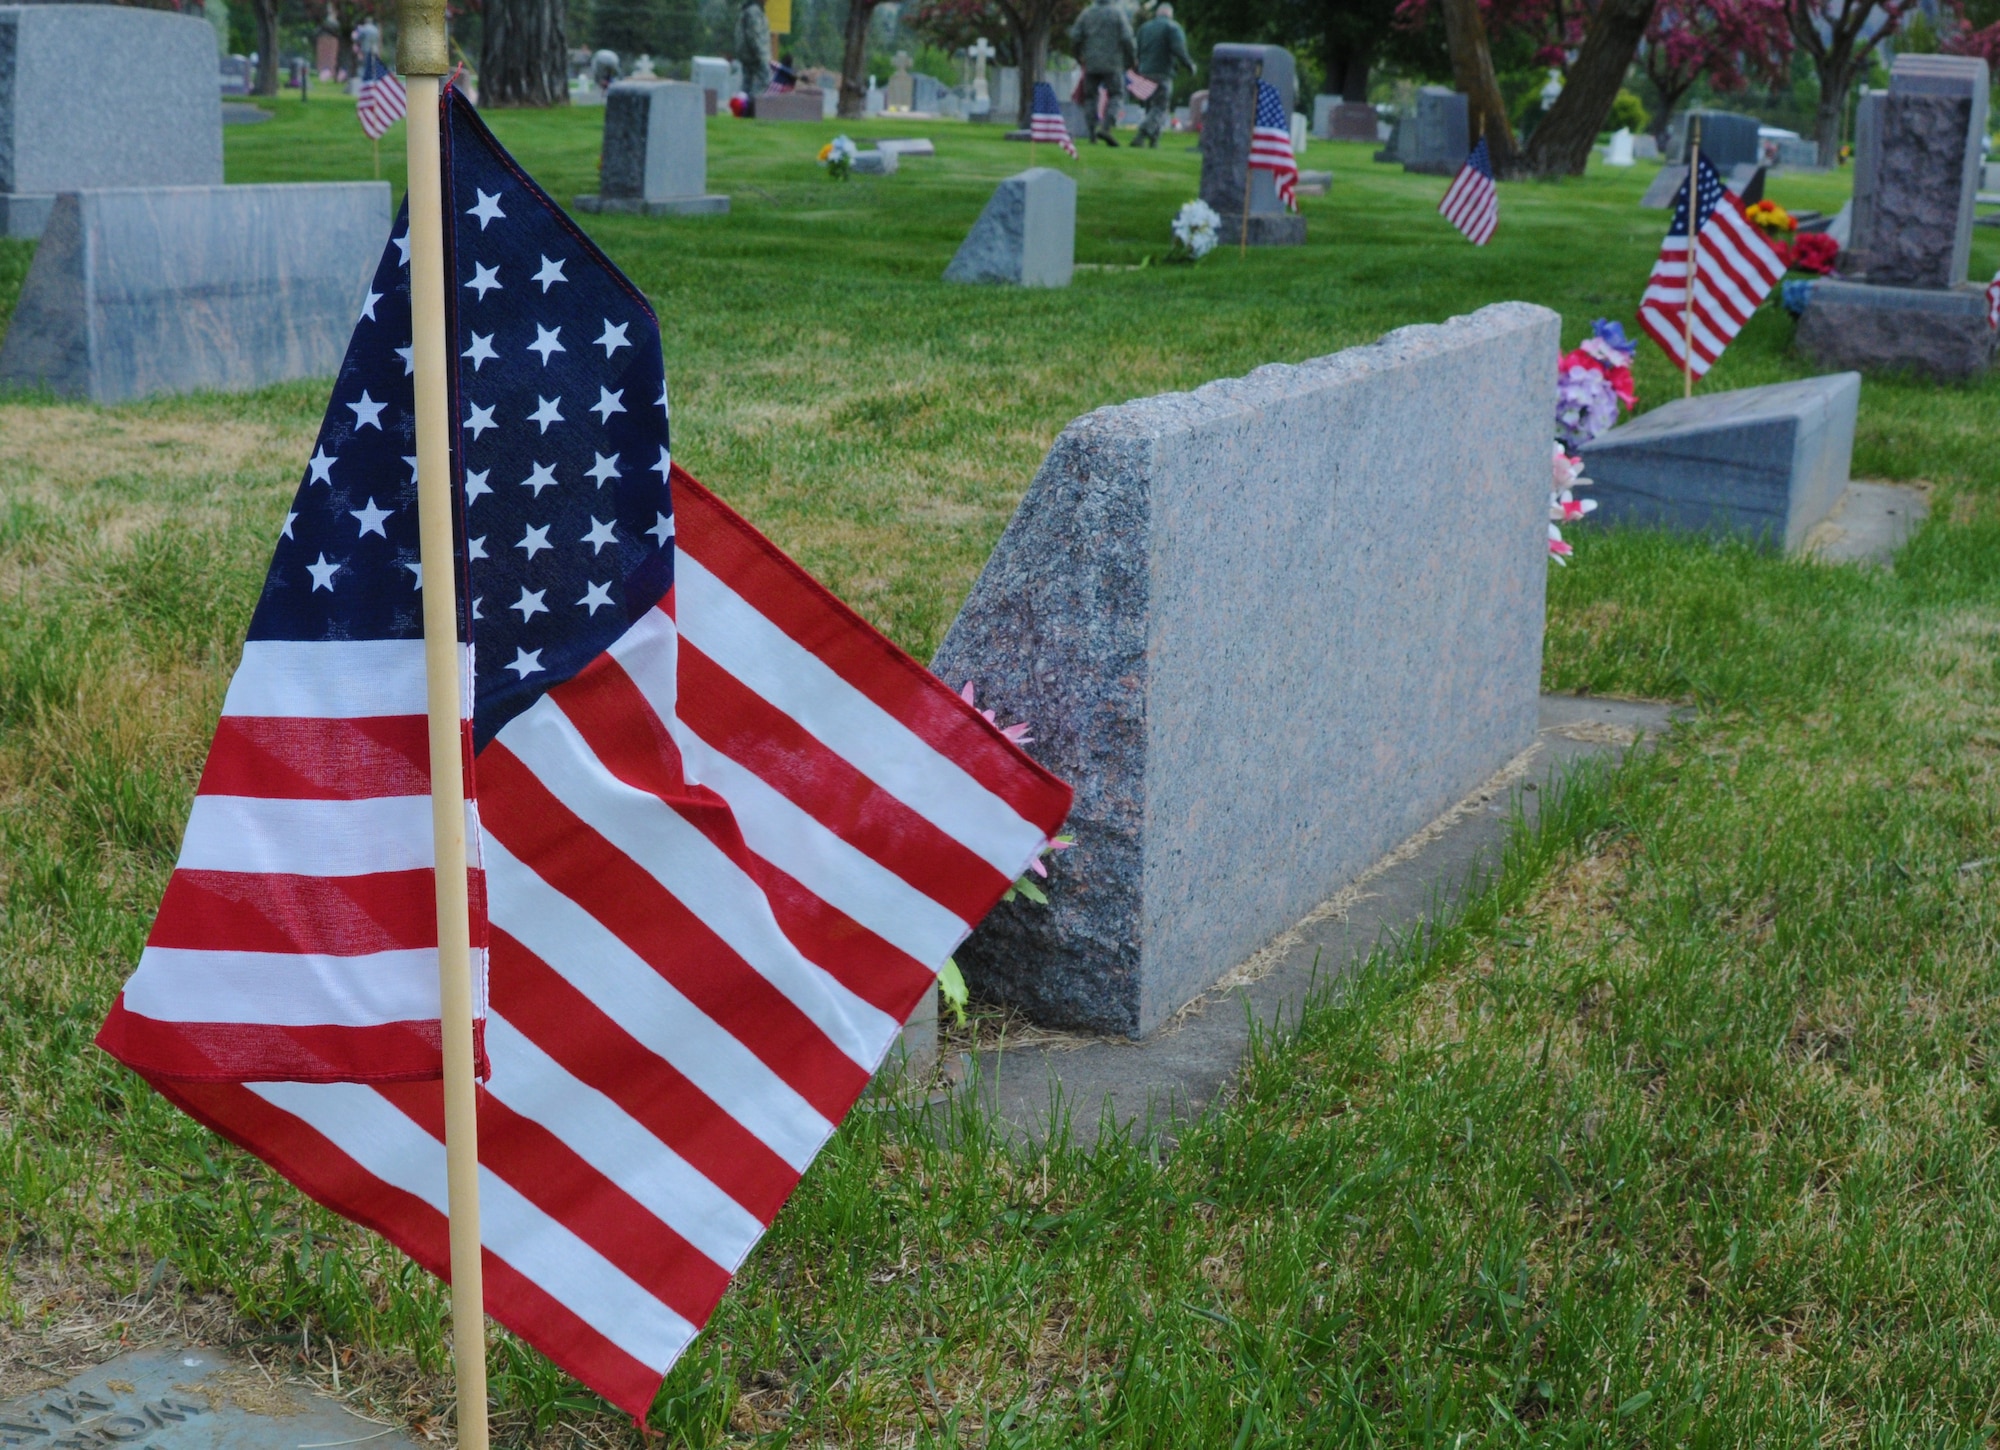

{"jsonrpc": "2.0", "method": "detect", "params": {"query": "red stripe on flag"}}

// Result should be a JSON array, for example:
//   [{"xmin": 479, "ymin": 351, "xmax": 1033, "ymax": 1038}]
[
  {"xmin": 98, "ymin": 1003, "xmax": 451, "ymax": 1083},
  {"xmin": 669, "ymin": 469, "xmax": 1071, "ymax": 837},
  {"xmin": 148, "ymin": 868, "xmax": 441, "ymax": 954},
  {"xmin": 489, "ymin": 929, "xmax": 799, "ymax": 1224},
  {"xmin": 477, "ymin": 742, "xmax": 869, "ymax": 1120},
  {"xmin": 199, "ymin": 715, "xmax": 432, "ymax": 799}
]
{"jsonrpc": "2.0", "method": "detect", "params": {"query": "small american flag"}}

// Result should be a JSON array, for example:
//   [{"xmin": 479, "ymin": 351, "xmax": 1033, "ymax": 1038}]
[
  {"xmin": 98, "ymin": 86, "xmax": 1070, "ymax": 1416},
  {"xmin": 357, "ymin": 53, "xmax": 408, "ymax": 140},
  {"xmin": 1438, "ymin": 137, "xmax": 1498, "ymax": 245},
  {"xmin": 1986, "ymin": 270, "xmax": 2000, "ymax": 329},
  {"xmin": 1637, "ymin": 154, "xmax": 1786, "ymax": 378},
  {"xmin": 1249, "ymin": 79, "xmax": 1297, "ymax": 212},
  {"xmin": 1030, "ymin": 80, "xmax": 1076, "ymax": 157}
]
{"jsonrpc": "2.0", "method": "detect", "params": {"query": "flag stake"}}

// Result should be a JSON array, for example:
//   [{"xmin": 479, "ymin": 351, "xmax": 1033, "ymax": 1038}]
[
  {"xmin": 1683, "ymin": 116, "xmax": 1701, "ymax": 399},
  {"xmin": 399, "ymin": 3, "xmax": 490, "ymax": 1448}
]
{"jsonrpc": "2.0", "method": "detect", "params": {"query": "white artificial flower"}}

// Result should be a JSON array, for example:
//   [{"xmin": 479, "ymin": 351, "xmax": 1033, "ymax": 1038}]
[{"xmin": 1172, "ymin": 198, "xmax": 1221, "ymax": 259}]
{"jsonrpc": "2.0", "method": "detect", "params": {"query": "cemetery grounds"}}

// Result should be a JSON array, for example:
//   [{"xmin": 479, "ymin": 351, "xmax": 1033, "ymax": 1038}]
[{"xmin": 4, "ymin": 103, "xmax": 2000, "ymax": 1446}]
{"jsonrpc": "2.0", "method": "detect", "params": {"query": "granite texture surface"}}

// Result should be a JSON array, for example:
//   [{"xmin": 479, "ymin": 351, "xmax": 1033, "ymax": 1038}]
[
  {"xmin": 0, "ymin": 4, "xmax": 222, "ymax": 239},
  {"xmin": 0, "ymin": 183, "xmax": 389, "ymax": 404},
  {"xmin": 1847, "ymin": 90, "xmax": 1884, "ymax": 262},
  {"xmin": 1578, "ymin": 374, "xmax": 1860, "ymax": 552},
  {"xmin": 1862, "ymin": 94, "xmax": 1977, "ymax": 286},
  {"xmin": 1198, "ymin": 44, "xmax": 1304, "ymax": 244},
  {"xmin": 756, "ymin": 86, "xmax": 825, "ymax": 121},
  {"xmin": 596, "ymin": 81, "xmax": 707, "ymax": 202},
  {"xmin": 943, "ymin": 167, "xmax": 1075, "ymax": 287},
  {"xmin": 1793, "ymin": 278, "xmax": 1997, "ymax": 380},
  {"xmin": 1323, "ymin": 100, "xmax": 1378, "ymax": 140},
  {"xmin": 1405, "ymin": 86, "xmax": 1468, "ymax": 175},
  {"xmin": 1890, "ymin": 52, "xmax": 1987, "ymax": 287},
  {"xmin": 930, "ymin": 302, "xmax": 1558, "ymax": 1037},
  {"xmin": 1669, "ymin": 109, "xmax": 1761, "ymax": 168}
]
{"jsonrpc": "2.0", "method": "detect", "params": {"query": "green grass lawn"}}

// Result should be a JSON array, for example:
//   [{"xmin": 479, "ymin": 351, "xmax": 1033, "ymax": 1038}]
[{"xmin": 7, "ymin": 95, "xmax": 2000, "ymax": 1446}]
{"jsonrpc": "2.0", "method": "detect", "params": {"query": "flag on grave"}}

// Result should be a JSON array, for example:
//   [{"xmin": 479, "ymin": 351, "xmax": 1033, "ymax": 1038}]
[
  {"xmin": 1248, "ymin": 79, "xmax": 1298, "ymax": 212},
  {"xmin": 1636, "ymin": 153, "xmax": 1786, "ymax": 378},
  {"xmin": 1031, "ymin": 80, "xmax": 1077, "ymax": 157},
  {"xmin": 96, "ymin": 85, "xmax": 1071, "ymax": 1415},
  {"xmin": 1438, "ymin": 137, "xmax": 1498, "ymax": 246},
  {"xmin": 357, "ymin": 53, "xmax": 408, "ymax": 140}
]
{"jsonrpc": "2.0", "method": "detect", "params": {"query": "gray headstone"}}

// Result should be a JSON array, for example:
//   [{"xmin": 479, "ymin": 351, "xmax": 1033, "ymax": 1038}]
[
  {"xmin": 1849, "ymin": 89, "xmax": 1884, "ymax": 258},
  {"xmin": 944, "ymin": 167, "xmax": 1074, "ymax": 287},
  {"xmin": 1793, "ymin": 277, "xmax": 1996, "ymax": 380},
  {"xmin": 1639, "ymin": 163, "xmax": 1687, "ymax": 208},
  {"xmin": 0, "ymin": 4, "xmax": 224, "ymax": 238},
  {"xmin": 1578, "ymin": 375, "xmax": 1861, "ymax": 553},
  {"xmin": 0, "ymin": 1346, "xmax": 425, "ymax": 1450},
  {"xmin": 1405, "ymin": 85, "xmax": 1468, "ymax": 175},
  {"xmin": 878, "ymin": 137, "xmax": 936, "ymax": 157},
  {"xmin": 850, "ymin": 148, "xmax": 898, "ymax": 174},
  {"xmin": 930, "ymin": 302, "xmax": 1557, "ymax": 1037},
  {"xmin": 1313, "ymin": 93, "xmax": 1337, "ymax": 136},
  {"xmin": 1668, "ymin": 109, "xmax": 1761, "ymax": 168},
  {"xmin": 0, "ymin": 182, "xmax": 389, "ymax": 405},
  {"xmin": 994, "ymin": 65, "xmax": 1020, "ymax": 118},
  {"xmin": 1198, "ymin": 43, "xmax": 1305, "ymax": 245},
  {"xmin": 1727, "ymin": 162, "xmax": 1766, "ymax": 204},
  {"xmin": 575, "ymin": 81, "xmax": 728, "ymax": 216},
  {"xmin": 690, "ymin": 54, "xmax": 730, "ymax": 100},
  {"xmin": 913, "ymin": 72, "xmax": 948, "ymax": 111},
  {"xmin": 755, "ymin": 86, "xmax": 825, "ymax": 121},
  {"xmin": 1326, "ymin": 99, "xmax": 1378, "ymax": 140},
  {"xmin": 1632, "ymin": 133, "xmax": 1660, "ymax": 161},
  {"xmin": 1845, "ymin": 54, "xmax": 1989, "ymax": 288},
  {"xmin": 1774, "ymin": 135, "xmax": 1820, "ymax": 168}
]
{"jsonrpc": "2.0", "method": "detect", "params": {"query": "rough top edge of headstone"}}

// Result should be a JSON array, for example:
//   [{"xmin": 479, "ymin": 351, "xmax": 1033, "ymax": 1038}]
[
  {"xmin": 0, "ymin": 3, "xmax": 213, "ymax": 32},
  {"xmin": 1056, "ymin": 302, "xmax": 1560, "ymax": 448},
  {"xmin": 1582, "ymin": 372, "xmax": 1860, "ymax": 442}
]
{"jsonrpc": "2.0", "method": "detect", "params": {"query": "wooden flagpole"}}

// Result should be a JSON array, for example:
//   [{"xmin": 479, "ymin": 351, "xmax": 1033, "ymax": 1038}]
[
  {"xmin": 398, "ymin": 4, "xmax": 490, "ymax": 1450},
  {"xmin": 1683, "ymin": 115, "xmax": 1701, "ymax": 399}
]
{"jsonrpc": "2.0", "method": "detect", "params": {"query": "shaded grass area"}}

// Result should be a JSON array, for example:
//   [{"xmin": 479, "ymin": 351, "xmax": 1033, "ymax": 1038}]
[{"xmin": 5, "ymin": 96, "xmax": 2000, "ymax": 1445}]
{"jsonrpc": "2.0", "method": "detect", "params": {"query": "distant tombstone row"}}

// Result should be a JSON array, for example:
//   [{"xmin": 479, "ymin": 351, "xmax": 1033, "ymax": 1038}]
[
  {"xmin": 1313, "ymin": 94, "xmax": 1379, "ymax": 141},
  {"xmin": 1665, "ymin": 109, "xmax": 1761, "ymax": 169},
  {"xmin": 575, "ymin": 81, "xmax": 729, "ymax": 216},
  {"xmin": 1197, "ymin": 43, "xmax": 1304, "ymax": 246},
  {"xmin": 1796, "ymin": 53, "xmax": 1993, "ymax": 379},
  {"xmin": 1372, "ymin": 86, "xmax": 1465, "ymax": 174}
]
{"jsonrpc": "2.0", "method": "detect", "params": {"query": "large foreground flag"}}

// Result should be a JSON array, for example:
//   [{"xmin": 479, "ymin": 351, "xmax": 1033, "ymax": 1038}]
[
  {"xmin": 1637, "ymin": 153, "xmax": 1786, "ymax": 377},
  {"xmin": 1248, "ymin": 79, "xmax": 1298, "ymax": 211},
  {"xmin": 1438, "ymin": 137, "xmax": 1498, "ymax": 245},
  {"xmin": 98, "ymin": 86, "xmax": 1071, "ymax": 1414},
  {"xmin": 1030, "ymin": 80, "xmax": 1077, "ymax": 157}
]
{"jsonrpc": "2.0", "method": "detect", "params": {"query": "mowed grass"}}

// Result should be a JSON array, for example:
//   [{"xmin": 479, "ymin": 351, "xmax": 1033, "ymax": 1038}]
[{"xmin": 6, "ymin": 93, "xmax": 2000, "ymax": 1445}]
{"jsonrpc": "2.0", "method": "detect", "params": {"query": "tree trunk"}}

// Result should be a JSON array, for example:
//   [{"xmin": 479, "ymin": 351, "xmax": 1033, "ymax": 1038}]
[
  {"xmin": 480, "ymin": 0, "xmax": 570, "ymax": 107},
  {"xmin": 1650, "ymin": 77, "xmax": 1691, "ymax": 139},
  {"xmin": 838, "ymin": 0, "xmax": 879, "ymax": 118},
  {"xmin": 1439, "ymin": 0, "xmax": 1517, "ymax": 169},
  {"xmin": 1810, "ymin": 54, "xmax": 1860, "ymax": 165},
  {"xmin": 1325, "ymin": 40, "xmax": 1372, "ymax": 103},
  {"xmin": 1516, "ymin": 0, "xmax": 1656, "ymax": 176},
  {"xmin": 1017, "ymin": 17, "xmax": 1050, "ymax": 127},
  {"xmin": 251, "ymin": 0, "xmax": 278, "ymax": 96}
]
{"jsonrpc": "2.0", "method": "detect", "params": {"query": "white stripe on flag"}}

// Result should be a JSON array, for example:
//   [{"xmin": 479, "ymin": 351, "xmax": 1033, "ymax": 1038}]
[
  {"xmin": 123, "ymin": 946, "xmax": 446, "ymax": 1026},
  {"xmin": 222, "ymin": 639, "xmax": 463, "ymax": 718},
  {"xmin": 177, "ymin": 795, "xmax": 443, "ymax": 874}
]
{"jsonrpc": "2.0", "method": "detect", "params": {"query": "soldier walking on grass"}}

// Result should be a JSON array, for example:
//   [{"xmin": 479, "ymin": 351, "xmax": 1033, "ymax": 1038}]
[
  {"xmin": 1069, "ymin": 0, "xmax": 1136, "ymax": 146},
  {"xmin": 737, "ymin": 0, "xmax": 772, "ymax": 104},
  {"xmin": 1132, "ymin": 1, "xmax": 1192, "ymax": 148}
]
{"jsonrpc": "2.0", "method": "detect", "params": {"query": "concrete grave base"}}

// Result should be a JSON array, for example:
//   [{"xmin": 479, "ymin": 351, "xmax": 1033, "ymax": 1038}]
[
  {"xmin": 575, "ymin": 193, "xmax": 730, "ymax": 215},
  {"xmin": 0, "ymin": 193, "xmax": 54, "ymax": 238},
  {"xmin": 1640, "ymin": 164, "xmax": 1687, "ymax": 208},
  {"xmin": 1793, "ymin": 279, "xmax": 1996, "ymax": 380},
  {"xmin": 931, "ymin": 302, "xmax": 1558, "ymax": 1039},
  {"xmin": 1578, "ymin": 374, "xmax": 1861, "ymax": 553},
  {"xmin": 755, "ymin": 86, "xmax": 826, "ymax": 121},
  {"xmin": 0, "ymin": 183, "xmax": 390, "ymax": 405},
  {"xmin": 944, "ymin": 167, "xmax": 1076, "ymax": 286},
  {"xmin": 1210, "ymin": 210, "xmax": 1308, "ymax": 245}
]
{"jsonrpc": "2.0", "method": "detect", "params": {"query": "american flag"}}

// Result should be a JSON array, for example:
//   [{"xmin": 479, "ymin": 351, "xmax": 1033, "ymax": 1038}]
[
  {"xmin": 1637, "ymin": 154, "xmax": 1786, "ymax": 378},
  {"xmin": 97, "ymin": 87, "xmax": 1070, "ymax": 1415},
  {"xmin": 357, "ymin": 53, "xmax": 408, "ymax": 140},
  {"xmin": 1030, "ymin": 80, "xmax": 1076, "ymax": 157},
  {"xmin": 1249, "ymin": 79, "xmax": 1298, "ymax": 212},
  {"xmin": 1986, "ymin": 270, "xmax": 2000, "ymax": 329},
  {"xmin": 1438, "ymin": 137, "xmax": 1498, "ymax": 245}
]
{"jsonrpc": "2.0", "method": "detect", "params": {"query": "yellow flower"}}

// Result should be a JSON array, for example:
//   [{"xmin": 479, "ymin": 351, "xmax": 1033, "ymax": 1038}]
[
  {"xmin": 1746, "ymin": 199, "xmax": 1795, "ymax": 233},
  {"xmin": 817, "ymin": 142, "xmax": 833, "ymax": 162}
]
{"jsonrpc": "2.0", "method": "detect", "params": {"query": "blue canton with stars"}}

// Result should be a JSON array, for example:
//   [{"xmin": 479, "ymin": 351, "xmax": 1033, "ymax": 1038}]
[
  {"xmin": 1666, "ymin": 153, "xmax": 1726, "ymax": 241},
  {"xmin": 248, "ymin": 86, "xmax": 674, "ymax": 751}
]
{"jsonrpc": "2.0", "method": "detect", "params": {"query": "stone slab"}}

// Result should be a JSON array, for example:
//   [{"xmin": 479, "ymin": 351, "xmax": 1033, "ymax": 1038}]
[
  {"xmin": 878, "ymin": 138, "xmax": 936, "ymax": 157},
  {"xmin": 1801, "ymin": 480, "xmax": 1929, "ymax": 566},
  {"xmin": 594, "ymin": 80, "xmax": 710, "ymax": 205},
  {"xmin": 929, "ymin": 302, "xmax": 1558, "ymax": 1038},
  {"xmin": 0, "ymin": 182, "xmax": 390, "ymax": 405},
  {"xmin": 1639, "ymin": 164, "xmax": 1686, "ymax": 208},
  {"xmin": 943, "ymin": 167, "xmax": 1075, "ymax": 287},
  {"xmin": 0, "ymin": 191, "xmax": 52, "ymax": 237},
  {"xmin": 948, "ymin": 696, "xmax": 1681, "ymax": 1143},
  {"xmin": 1793, "ymin": 278, "xmax": 1996, "ymax": 381},
  {"xmin": 1197, "ymin": 43, "xmax": 1302, "ymax": 234},
  {"xmin": 574, "ymin": 193, "xmax": 729, "ymax": 215},
  {"xmin": 851, "ymin": 148, "xmax": 898, "ymax": 175},
  {"xmin": 1668, "ymin": 109, "xmax": 1761, "ymax": 168},
  {"xmin": 1404, "ymin": 85, "xmax": 1468, "ymax": 175},
  {"xmin": 1577, "ymin": 374, "xmax": 1861, "ymax": 553},
  {"xmin": 0, "ymin": 5, "xmax": 222, "ymax": 243},
  {"xmin": 1319, "ymin": 98, "xmax": 1377, "ymax": 140},
  {"xmin": 1726, "ymin": 162, "xmax": 1766, "ymax": 204},
  {"xmin": 0, "ymin": 1345, "xmax": 423, "ymax": 1450},
  {"xmin": 755, "ymin": 86, "xmax": 825, "ymax": 121}
]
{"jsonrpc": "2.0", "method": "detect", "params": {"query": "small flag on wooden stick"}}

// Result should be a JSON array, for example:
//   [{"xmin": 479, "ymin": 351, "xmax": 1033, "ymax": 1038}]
[
  {"xmin": 357, "ymin": 53, "xmax": 408, "ymax": 140},
  {"xmin": 1030, "ymin": 80, "xmax": 1077, "ymax": 157},
  {"xmin": 1438, "ymin": 137, "xmax": 1498, "ymax": 245},
  {"xmin": 1637, "ymin": 153, "xmax": 1786, "ymax": 379}
]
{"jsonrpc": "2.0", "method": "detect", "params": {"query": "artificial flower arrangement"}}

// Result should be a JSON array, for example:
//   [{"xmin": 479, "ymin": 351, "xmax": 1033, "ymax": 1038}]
[
  {"xmin": 818, "ymin": 134, "xmax": 859, "ymax": 180},
  {"xmin": 1556, "ymin": 318, "xmax": 1637, "ymax": 452},
  {"xmin": 1744, "ymin": 199, "xmax": 1796, "ymax": 237},
  {"xmin": 1549, "ymin": 444, "xmax": 1598, "ymax": 565},
  {"xmin": 1785, "ymin": 231, "xmax": 1839, "ymax": 276},
  {"xmin": 936, "ymin": 683, "xmax": 1073, "ymax": 1025},
  {"xmin": 1168, "ymin": 199, "xmax": 1221, "ymax": 262}
]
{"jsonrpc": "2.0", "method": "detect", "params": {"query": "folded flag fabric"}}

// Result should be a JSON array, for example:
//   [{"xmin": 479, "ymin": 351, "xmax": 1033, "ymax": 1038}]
[
  {"xmin": 1248, "ymin": 79, "xmax": 1297, "ymax": 212},
  {"xmin": 1438, "ymin": 137, "xmax": 1498, "ymax": 245},
  {"xmin": 1030, "ymin": 80, "xmax": 1077, "ymax": 157},
  {"xmin": 98, "ymin": 84, "xmax": 1072, "ymax": 1416},
  {"xmin": 1124, "ymin": 70, "xmax": 1158, "ymax": 101},
  {"xmin": 357, "ymin": 53, "xmax": 408, "ymax": 140},
  {"xmin": 1637, "ymin": 153, "xmax": 1786, "ymax": 378}
]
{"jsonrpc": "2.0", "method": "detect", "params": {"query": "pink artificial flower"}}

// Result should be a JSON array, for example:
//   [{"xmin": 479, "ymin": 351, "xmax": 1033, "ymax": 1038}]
[
  {"xmin": 1548, "ymin": 524, "xmax": 1573, "ymax": 563},
  {"xmin": 1026, "ymin": 833, "xmax": 1074, "ymax": 878},
  {"xmin": 958, "ymin": 681, "xmax": 1033, "ymax": 746}
]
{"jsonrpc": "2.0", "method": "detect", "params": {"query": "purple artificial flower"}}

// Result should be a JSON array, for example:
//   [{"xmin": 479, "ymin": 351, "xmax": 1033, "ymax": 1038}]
[
  {"xmin": 1591, "ymin": 317, "xmax": 1636, "ymax": 363},
  {"xmin": 1556, "ymin": 365, "xmax": 1620, "ymax": 450}
]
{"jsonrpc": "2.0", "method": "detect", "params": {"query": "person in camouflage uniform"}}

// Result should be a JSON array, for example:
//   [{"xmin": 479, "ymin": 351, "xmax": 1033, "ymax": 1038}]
[
  {"xmin": 736, "ymin": 0, "xmax": 772, "ymax": 102},
  {"xmin": 1132, "ymin": 2, "xmax": 1192, "ymax": 148},
  {"xmin": 1068, "ymin": 0, "xmax": 1136, "ymax": 146}
]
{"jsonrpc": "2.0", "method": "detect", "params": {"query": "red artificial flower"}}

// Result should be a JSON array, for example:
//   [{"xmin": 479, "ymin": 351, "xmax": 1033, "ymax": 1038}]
[{"xmin": 1788, "ymin": 232, "xmax": 1839, "ymax": 276}]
